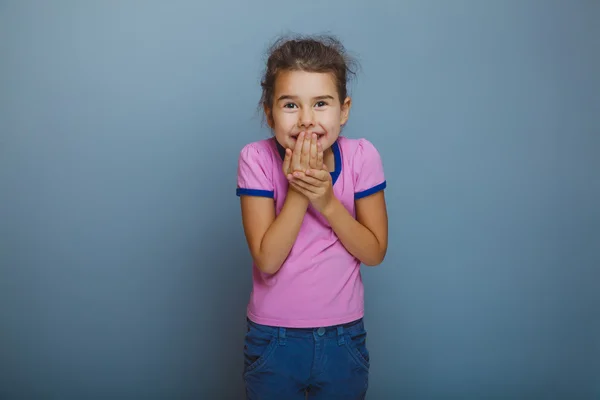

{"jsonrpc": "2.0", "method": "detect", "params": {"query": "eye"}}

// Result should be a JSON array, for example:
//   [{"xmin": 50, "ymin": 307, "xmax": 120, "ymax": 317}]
[
  {"xmin": 283, "ymin": 103, "xmax": 297, "ymax": 109},
  {"xmin": 315, "ymin": 101, "xmax": 328, "ymax": 107}
]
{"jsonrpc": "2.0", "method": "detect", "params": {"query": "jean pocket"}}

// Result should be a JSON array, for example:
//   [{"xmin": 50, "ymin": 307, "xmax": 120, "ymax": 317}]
[
  {"xmin": 243, "ymin": 323, "xmax": 279, "ymax": 376},
  {"xmin": 344, "ymin": 327, "xmax": 370, "ymax": 370}
]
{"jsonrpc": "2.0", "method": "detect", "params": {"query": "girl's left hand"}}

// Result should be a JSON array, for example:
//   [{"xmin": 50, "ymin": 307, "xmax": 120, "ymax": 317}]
[{"xmin": 288, "ymin": 167, "xmax": 334, "ymax": 214}]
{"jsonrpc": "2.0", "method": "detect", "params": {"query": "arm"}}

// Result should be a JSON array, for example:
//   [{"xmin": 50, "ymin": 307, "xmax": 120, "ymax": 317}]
[
  {"xmin": 287, "ymin": 138, "xmax": 388, "ymax": 266},
  {"xmin": 240, "ymin": 188, "xmax": 308, "ymax": 274},
  {"xmin": 321, "ymin": 191, "xmax": 388, "ymax": 266},
  {"xmin": 238, "ymin": 133, "xmax": 317, "ymax": 274}
]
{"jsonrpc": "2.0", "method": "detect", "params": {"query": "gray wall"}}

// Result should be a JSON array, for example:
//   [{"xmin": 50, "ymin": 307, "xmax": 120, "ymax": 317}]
[{"xmin": 1, "ymin": 1, "xmax": 598, "ymax": 399}]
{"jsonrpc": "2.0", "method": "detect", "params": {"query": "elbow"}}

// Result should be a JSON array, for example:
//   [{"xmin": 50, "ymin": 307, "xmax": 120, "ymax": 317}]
[
  {"xmin": 250, "ymin": 246, "xmax": 283, "ymax": 275},
  {"xmin": 250, "ymin": 242, "xmax": 286, "ymax": 275},
  {"xmin": 253, "ymin": 256, "xmax": 283, "ymax": 275},
  {"xmin": 256, "ymin": 263, "xmax": 281, "ymax": 275},
  {"xmin": 363, "ymin": 257, "xmax": 384, "ymax": 267},
  {"xmin": 362, "ymin": 247, "xmax": 387, "ymax": 267}
]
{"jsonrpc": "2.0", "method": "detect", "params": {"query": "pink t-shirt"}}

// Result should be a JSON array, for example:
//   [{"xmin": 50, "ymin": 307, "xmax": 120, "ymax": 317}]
[{"xmin": 236, "ymin": 136, "xmax": 386, "ymax": 328}]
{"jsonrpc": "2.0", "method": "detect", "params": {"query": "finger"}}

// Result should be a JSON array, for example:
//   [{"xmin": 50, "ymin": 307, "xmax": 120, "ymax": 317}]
[
  {"xmin": 305, "ymin": 168, "xmax": 330, "ymax": 182},
  {"xmin": 282, "ymin": 148, "xmax": 292, "ymax": 175},
  {"xmin": 292, "ymin": 171, "xmax": 323, "ymax": 187},
  {"xmin": 290, "ymin": 179, "xmax": 318, "ymax": 194},
  {"xmin": 289, "ymin": 180, "xmax": 307, "ymax": 194},
  {"xmin": 300, "ymin": 132, "xmax": 311, "ymax": 169},
  {"xmin": 309, "ymin": 133, "xmax": 318, "ymax": 169},
  {"xmin": 292, "ymin": 132, "xmax": 305, "ymax": 171},
  {"xmin": 316, "ymin": 142, "xmax": 324, "ymax": 170}
]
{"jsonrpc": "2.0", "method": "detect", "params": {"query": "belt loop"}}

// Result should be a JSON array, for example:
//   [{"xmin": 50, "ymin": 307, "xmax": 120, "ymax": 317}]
[
  {"xmin": 337, "ymin": 326, "xmax": 345, "ymax": 346},
  {"xmin": 278, "ymin": 327, "xmax": 287, "ymax": 346}
]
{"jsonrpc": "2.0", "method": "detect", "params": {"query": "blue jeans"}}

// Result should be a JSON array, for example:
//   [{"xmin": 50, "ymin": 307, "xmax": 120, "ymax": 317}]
[{"xmin": 243, "ymin": 318, "xmax": 370, "ymax": 399}]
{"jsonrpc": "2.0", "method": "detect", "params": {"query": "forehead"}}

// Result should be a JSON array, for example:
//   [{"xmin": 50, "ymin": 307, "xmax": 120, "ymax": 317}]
[{"xmin": 274, "ymin": 70, "xmax": 338, "ymax": 97}]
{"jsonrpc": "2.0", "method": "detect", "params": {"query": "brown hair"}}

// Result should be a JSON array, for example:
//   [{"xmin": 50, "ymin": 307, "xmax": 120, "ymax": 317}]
[{"xmin": 260, "ymin": 34, "xmax": 359, "ymax": 112}]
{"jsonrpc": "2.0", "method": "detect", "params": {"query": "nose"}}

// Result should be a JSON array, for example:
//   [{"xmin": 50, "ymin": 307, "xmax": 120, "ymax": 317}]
[{"xmin": 297, "ymin": 108, "xmax": 315, "ymax": 129}]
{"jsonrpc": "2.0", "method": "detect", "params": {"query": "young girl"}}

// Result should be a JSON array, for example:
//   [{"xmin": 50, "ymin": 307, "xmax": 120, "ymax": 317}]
[{"xmin": 236, "ymin": 35, "xmax": 388, "ymax": 399}]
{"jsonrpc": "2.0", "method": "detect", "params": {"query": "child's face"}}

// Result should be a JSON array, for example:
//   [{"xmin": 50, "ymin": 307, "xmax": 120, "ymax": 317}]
[{"xmin": 265, "ymin": 70, "xmax": 351, "ymax": 151}]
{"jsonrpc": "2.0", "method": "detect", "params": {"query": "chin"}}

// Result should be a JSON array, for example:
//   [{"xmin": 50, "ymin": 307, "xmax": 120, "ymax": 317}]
[
  {"xmin": 318, "ymin": 138, "xmax": 332, "ymax": 150},
  {"xmin": 286, "ymin": 137, "xmax": 297, "ymax": 149},
  {"xmin": 273, "ymin": 136, "xmax": 290, "ymax": 149}
]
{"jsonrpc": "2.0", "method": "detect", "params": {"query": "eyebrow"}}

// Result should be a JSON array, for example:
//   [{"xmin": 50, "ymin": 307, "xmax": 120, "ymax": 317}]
[{"xmin": 277, "ymin": 95, "xmax": 335, "ymax": 102}]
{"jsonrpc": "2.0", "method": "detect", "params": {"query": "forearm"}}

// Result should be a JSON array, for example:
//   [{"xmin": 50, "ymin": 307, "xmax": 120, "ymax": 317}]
[
  {"xmin": 322, "ymin": 198, "xmax": 386, "ymax": 266},
  {"xmin": 257, "ymin": 189, "xmax": 308, "ymax": 274}
]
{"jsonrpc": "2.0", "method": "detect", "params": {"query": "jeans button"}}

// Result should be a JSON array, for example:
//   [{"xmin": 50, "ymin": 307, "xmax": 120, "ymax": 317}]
[{"xmin": 317, "ymin": 327, "xmax": 325, "ymax": 336}]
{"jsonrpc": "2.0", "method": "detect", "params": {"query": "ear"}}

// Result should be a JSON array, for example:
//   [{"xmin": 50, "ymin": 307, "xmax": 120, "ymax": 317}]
[
  {"xmin": 263, "ymin": 103, "xmax": 274, "ymax": 128},
  {"xmin": 340, "ymin": 97, "xmax": 352, "ymax": 126}
]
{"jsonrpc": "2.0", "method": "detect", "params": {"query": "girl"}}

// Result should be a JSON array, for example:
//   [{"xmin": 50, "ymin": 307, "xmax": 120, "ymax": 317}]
[{"xmin": 236, "ymin": 35, "xmax": 388, "ymax": 399}]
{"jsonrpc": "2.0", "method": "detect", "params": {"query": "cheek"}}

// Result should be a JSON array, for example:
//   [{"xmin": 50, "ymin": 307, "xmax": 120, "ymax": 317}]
[
  {"xmin": 272, "ymin": 112, "xmax": 296, "ymax": 130},
  {"xmin": 321, "ymin": 111, "xmax": 343, "ymax": 129}
]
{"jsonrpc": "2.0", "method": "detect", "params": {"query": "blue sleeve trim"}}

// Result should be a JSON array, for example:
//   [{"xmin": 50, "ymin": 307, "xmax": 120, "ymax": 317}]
[
  {"xmin": 354, "ymin": 181, "xmax": 386, "ymax": 200},
  {"xmin": 236, "ymin": 188, "xmax": 274, "ymax": 198}
]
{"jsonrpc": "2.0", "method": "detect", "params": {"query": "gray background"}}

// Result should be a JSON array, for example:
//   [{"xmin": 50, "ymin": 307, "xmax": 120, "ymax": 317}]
[{"xmin": 1, "ymin": 1, "xmax": 599, "ymax": 399}]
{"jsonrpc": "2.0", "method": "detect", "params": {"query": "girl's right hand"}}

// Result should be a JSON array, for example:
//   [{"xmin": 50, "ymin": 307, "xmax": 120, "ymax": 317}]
[{"xmin": 282, "ymin": 132, "xmax": 323, "ymax": 178}]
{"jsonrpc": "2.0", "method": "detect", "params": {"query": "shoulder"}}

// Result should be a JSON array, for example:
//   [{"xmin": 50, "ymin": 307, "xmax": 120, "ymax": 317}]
[
  {"xmin": 237, "ymin": 138, "xmax": 278, "ymax": 193},
  {"xmin": 338, "ymin": 136, "xmax": 386, "ymax": 194},
  {"xmin": 238, "ymin": 138, "xmax": 277, "ymax": 166},
  {"xmin": 239, "ymin": 138, "xmax": 276, "ymax": 158},
  {"xmin": 337, "ymin": 136, "xmax": 382, "ymax": 164}
]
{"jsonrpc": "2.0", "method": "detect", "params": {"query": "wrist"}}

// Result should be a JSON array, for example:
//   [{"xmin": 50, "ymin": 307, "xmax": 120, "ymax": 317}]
[
  {"xmin": 286, "ymin": 185, "xmax": 309, "ymax": 207},
  {"xmin": 320, "ymin": 196, "xmax": 340, "ymax": 220}
]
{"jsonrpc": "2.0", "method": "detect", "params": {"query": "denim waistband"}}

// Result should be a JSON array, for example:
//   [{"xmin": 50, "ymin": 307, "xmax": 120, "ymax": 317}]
[{"xmin": 246, "ymin": 317, "xmax": 364, "ymax": 340}]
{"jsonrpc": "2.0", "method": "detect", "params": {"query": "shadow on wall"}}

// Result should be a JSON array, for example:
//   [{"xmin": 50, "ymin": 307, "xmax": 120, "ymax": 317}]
[{"xmin": 183, "ymin": 190, "xmax": 252, "ymax": 397}]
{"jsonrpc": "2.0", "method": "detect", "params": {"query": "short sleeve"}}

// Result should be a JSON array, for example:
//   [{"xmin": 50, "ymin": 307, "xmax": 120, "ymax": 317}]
[
  {"xmin": 353, "ymin": 139, "xmax": 387, "ymax": 200},
  {"xmin": 236, "ymin": 143, "xmax": 274, "ymax": 198}
]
